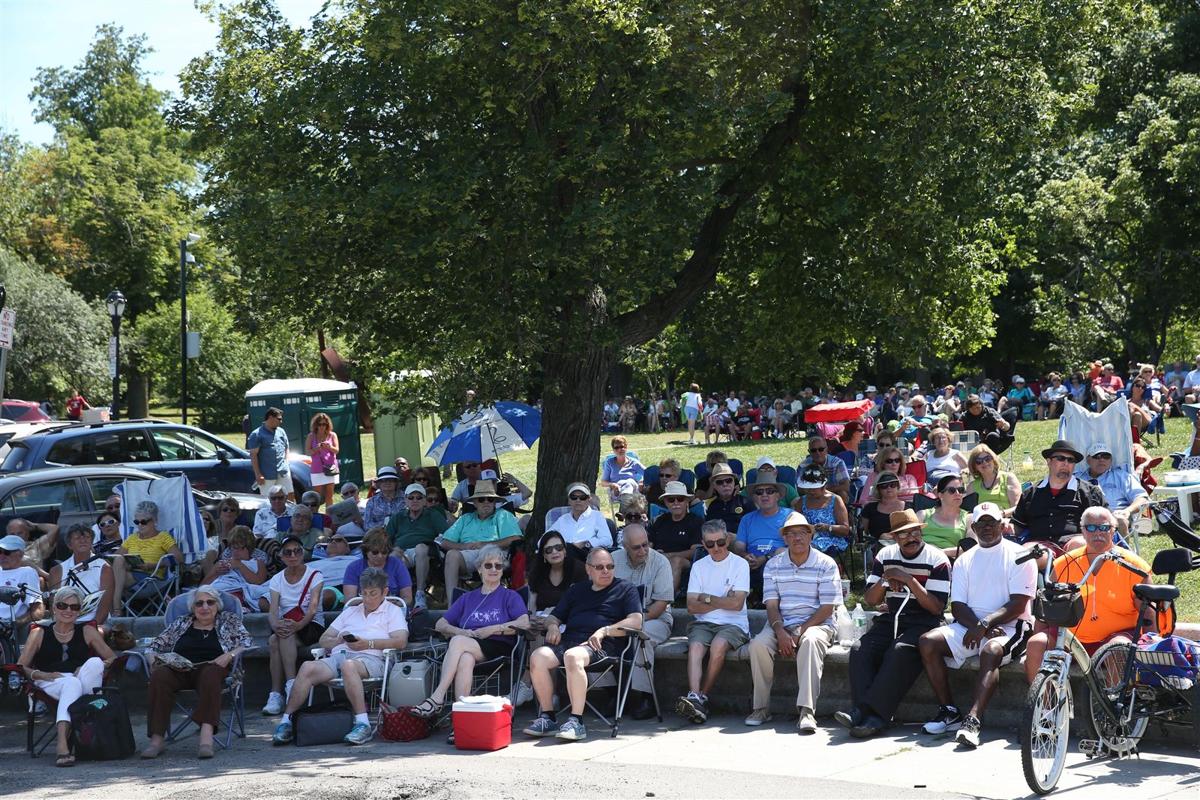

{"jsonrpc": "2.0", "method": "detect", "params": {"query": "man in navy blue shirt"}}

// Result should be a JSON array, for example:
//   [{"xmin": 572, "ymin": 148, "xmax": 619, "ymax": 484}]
[
  {"xmin": 523, "ymin": 548, "xmax": 642, "ymax": 743},
  {"xmin": 248, "ymin": 407, "xmax": 293, "ymax": 500}
]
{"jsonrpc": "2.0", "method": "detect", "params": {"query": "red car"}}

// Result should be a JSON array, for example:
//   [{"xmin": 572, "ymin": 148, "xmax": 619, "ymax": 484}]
[{"xmin": 0, "ymin": 400, "xmax": 51, "ymax": 422}]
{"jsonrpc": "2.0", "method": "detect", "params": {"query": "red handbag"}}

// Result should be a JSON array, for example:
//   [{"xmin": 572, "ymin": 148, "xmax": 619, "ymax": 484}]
[{"xmin": 378, "ymin": 703, "xmax": 431, "ymax": 742}]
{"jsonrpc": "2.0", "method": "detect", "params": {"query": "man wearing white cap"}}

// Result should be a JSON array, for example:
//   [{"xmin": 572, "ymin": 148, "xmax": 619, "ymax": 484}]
[
  {"xmin": 749, "ymin": 456, "xmax": 798, "ymax": 507},
  {"xmin": 917, "ymin": 502, "xmax": 1036, "ymax": 749},
  {"xmin": 386, "ymin": 483, "xmax": 451, "ymax": 609},
  {"xmin": 1073, "ymin": 442, "xmax": 1148, "ymax": 539},
  {"xmin": 548, "ymin": 483, "xmax": 612, "ymax": 552},
  {"xmin": 745, "ymin": 511, "xmax": 841, "ymax": 732},
  {"xmin": 0, "ymin": 534, "xmax": 43, "ymax": 623}
]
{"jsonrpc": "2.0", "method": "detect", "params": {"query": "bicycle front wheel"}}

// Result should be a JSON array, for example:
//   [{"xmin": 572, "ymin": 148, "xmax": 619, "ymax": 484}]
[
  {"xmin": 1021, "ymin": 670, "xmax": 1072, "ymax": 795},
  {"xmin": 1083, "ymin": 640, "xmax": 1147, "ymax": 756}
]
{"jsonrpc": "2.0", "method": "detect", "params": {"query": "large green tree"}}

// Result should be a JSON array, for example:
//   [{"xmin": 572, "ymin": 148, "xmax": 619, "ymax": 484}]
[{"xmin": 182, "ymin": 0, "xmax": 1114, "ymax": 529}]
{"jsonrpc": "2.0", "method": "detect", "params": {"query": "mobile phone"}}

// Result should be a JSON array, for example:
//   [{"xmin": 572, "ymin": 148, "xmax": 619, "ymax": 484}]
[{"xmin": 342, "ymin": 633, "xmax": 359, "ymax": 642}]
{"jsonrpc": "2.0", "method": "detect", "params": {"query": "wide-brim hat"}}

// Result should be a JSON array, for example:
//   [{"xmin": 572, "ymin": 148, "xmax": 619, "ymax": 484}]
[
  {"xmin": 1041, "ymin": 439, "xmax": 1084, "ymax": 462},
  {"xmin": 780, "ymin": 511, "xmax": 813, "ymax": 533},
  {"xmin": 888, "ymin": 509, "xmax": 925, "ymax": 536},
  {"xmin": 467, "ymin": 479, "xmax": 505, "ymax": 501},
  {"xmin": 748, "ymin": 471, "xmax": 787, "ymax": 496},
  {"xmin": 375, "ymin": 466, "xmax": 400, "ymax": 482},
  {"xmin": 796, "ymin": 466, "xmax": 827, "ymax": 490},
  {"xmin": 660, "ymin": 480, "xmax": 693, "ymax": 500},
  {"xmin": 709, "ymin": 462, "xmax": 737, "ymax": 482}
]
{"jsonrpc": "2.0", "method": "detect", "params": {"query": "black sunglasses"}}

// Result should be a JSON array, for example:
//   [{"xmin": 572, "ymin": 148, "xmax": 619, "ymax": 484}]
[
  {"xmin": 134, "ymin": 518, "xmax": 152, "ymax": 525},
  {"xmin": 568, "ymin": 493, "xmax": 589, "ymax": 501},
  {"xmin": 703, "ymin": 540, "xmax": 727, "ymax": 550},
  {"xmin": 55, "ymin": 602, "xmax": 81, "ymax": 611},
  {"xmin": 542, "ymin": 543, "xmax": 565, "ymax": 554}
]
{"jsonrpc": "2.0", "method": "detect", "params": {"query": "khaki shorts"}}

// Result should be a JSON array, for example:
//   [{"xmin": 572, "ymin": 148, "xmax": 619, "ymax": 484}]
[{"xmin": 687, "ymin": 620, "xmax": 749, "ymax": 649}]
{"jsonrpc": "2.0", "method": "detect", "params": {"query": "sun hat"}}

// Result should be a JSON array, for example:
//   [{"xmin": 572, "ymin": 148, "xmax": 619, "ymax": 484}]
[
  {"xmin": 660, "ymin": 480, "xmax": 693, "ymax": 500},
  {"xmin": 888, "ymin": 509, "xmax": 925, "ymax": 536},
  {"xmin": 796, "ymin": 465, "xmax": 827, "ymax": 490},
  {"xmin": 467, "ymin": 479, "xmax": 505, "ymax": 501},
  {"xmin": 780, "ymin": 511, "xmax": 813, "ymax": 533}
]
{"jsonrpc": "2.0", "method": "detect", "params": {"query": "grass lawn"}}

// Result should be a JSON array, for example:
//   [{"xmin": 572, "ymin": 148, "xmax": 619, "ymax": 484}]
[{"xmin": 155, "ymin": 404, "xmax": 1199, "ymax": 619}]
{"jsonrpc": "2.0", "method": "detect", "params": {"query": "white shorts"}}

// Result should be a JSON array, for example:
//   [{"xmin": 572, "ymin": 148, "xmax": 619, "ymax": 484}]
[
  {"xmin": 939, "ymin": 620, "xmax": 1032, "ymax": 669},
  {"xmin": 402, "ymin": 545, "xmax": 430, "ymax": 562},
  {"xmin": 309, "ymin": 470, "xmax": 339, "ymax": 487},
  {"xmin": 262, "ymin": 474, "xmax": 295, "ymax": 497},
  {"xmin": 321, "ymin": 649, "xmax": 385, "ymax": 679}
]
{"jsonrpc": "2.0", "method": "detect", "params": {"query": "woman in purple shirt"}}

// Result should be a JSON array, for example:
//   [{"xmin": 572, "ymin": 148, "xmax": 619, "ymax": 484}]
[
  {"xmin": 411, "ymin": 545, "xmax": 529, "ymax": 719},
  {"xmin": 343, "ymin": 528, "xmax": 413, "ymax": 607}
]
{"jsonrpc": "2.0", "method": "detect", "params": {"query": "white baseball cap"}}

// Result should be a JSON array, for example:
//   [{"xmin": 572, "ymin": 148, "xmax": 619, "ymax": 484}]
[
  {"xmin": 971, "ymin": 502, "xmax": 1003, "ymax": 523},
  {"xmin": 756, "ymin": 455, "xmax": 777, "ymax": 469},
  {"xmin": 404, "ymin": 483, "xmax": 426, "ymax": 497}
]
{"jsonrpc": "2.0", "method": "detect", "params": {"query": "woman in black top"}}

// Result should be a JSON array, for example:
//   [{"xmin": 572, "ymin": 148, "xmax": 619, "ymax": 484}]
[
  {"xmin": 17, "ymin": 585, "xmax": 115, "ymax": 766},
  {"xmin": 860, "ymin": 472, "xmax": 912, "ymax": 546},
  {"xmin": 527, "ymin": 532, "xmax": 586, "ymax": 613},
  {"xmin": 142, "ymin": 586, "xmax": 252, "ymax": 760}
]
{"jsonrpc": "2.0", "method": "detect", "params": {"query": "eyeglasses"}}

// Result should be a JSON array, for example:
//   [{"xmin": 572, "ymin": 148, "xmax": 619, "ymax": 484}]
[
  {"xmin": 626, "ymin": 542, "xmax": 649, "ymax": 551},
  {"xmin": 809, "ymin": 447, "xmax": 826, "ymax": 453},
  {"xmin": 1083, "ymin": 523, "xmax": 1114, "ymax": 533},
  {"xmin": 1089, "ymin": 453, "xmax": 1112, "ymax": 460},
  {"xmin": 406, "ymin": 494, "xmax": 424, "ymax": 500},
  {"xmin": 280, "ymin": 548, "xmax": 304, "ymax": 556},
  {"xmin": 194, "ymin": 599, "xmax": 218, "ymax": 607},
  {"xmin": 542, "ymin": 543, "xmax": 565, "ymax": 554},
  {"xmin": 305, "ymin": 502, "xmax": 320, "ymax": 508},
  {"xmin": 100, "ymin": 519, "xmax": 118, "ymax": 526},
  {"xmin": 480, "ymin": 562, "xmax": 504, "ymax": 570},
  {"xmin": 1049, "ymin": 455, "xmax": 1078, "ymax": 464},
  {"xmin": 883, "ymin": 458, "xmax": 901, "ymax": 465},
  {"xmin": 415, "ymin": 477, "xmax": 429, "ymax": 483},
  {"xmin": 613, "ymin": 445, "xmax": 627, "ymax": 450},
  {"xmin": 665, "ymin": 497, "xmax": 688, "ymax": 504},
  {"xmin": 660, "ymin": 474, "xmax": 677, "ymax": 481},
  {"xmin": 894, "ymin": 529, "xmax": 922, "ymax": 539},
  {"xmin": 714, "ymin": 478, "xmax": 735, "ymax": 486},
  {"xmin": 134, "ymin": 518, "xmax": 152, "ymax": 525},
  {"xmin": 940, "ymin": 486, "xmax": 966, "ymax": 494},
  {"xmin": 568, "ymin": 493, "xmax": 589, "ymax": 501},
  {"xmin": 703, "ymin": 540, "xmax": 727, "ymax": 550},
  {"xmin": 589, "ymin": 563, "xmax": 616, "ymax": 571},
  {"xmin": 475, "ymin": 498, "xmax": 497, "ymax": 504},
  {"xmin": 753, "ymin": 489, "xmax": 777, "ymax": 496},
  {"xmin": 55, "ymin": 602, "xmax": 81, "ymax": 611},
  {"xmin": 973, "ymin": 455, "xmax": 993, "ymax": 464}
]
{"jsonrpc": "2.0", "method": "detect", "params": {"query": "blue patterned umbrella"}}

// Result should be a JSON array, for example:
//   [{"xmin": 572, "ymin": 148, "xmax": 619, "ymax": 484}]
[{"xmin": 425, "ymin": 401, "xmax": 542, "ymax": 465}]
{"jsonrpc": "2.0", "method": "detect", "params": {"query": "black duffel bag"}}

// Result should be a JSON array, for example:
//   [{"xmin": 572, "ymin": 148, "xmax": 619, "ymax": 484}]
[
  {"xmin": 292, "ymin": 700, "xmax": 354, "ymax": 746},
  {"xmin": 69, "ymin": 687, "xmax": 136, "ymax": 760}
]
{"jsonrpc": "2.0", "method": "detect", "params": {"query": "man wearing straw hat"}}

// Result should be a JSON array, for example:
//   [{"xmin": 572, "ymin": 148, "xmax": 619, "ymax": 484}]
[
  {"xmin": 745, "ymin": 511, "xmax": 842, "ymax": 733},
  {"xmin": 733, "ymin": 471, "xmax": 792, "ymax": 596},
  {"xmin": 439, "ymin": 479, "xmax": 522, "ymax": 591},
  {"xmin": 647, "ymin": 480, "xmax": 704, "ymax": 593},
  {"xmin": 834, "ymin": 510, "xmax": 950, "ymax": 739}
]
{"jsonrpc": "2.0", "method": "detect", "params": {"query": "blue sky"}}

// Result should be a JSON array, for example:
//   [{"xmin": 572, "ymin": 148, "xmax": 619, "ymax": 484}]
[{"xmin": 0, "ymin": 0, "xmax": 327, "ymax": 144}]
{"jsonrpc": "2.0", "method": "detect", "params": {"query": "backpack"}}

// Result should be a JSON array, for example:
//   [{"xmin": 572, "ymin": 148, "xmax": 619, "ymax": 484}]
[
  {"xmin": 69, "ymin": 687, "xmax": 136, "ymax": 760},
  {"xmin": 1134, "ymin": 633, "xmax": 1200, "ymax": 691}
]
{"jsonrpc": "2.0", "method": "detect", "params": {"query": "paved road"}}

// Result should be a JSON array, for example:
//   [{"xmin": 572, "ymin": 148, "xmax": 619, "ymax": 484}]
[{"xmin": 3, "ymin": 710, "xmax": 1197, "ymax": 799}]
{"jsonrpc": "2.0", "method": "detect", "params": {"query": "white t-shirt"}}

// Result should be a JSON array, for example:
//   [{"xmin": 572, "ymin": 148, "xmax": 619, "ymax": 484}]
[
  {"xmin": 726, "ymin": 397, "xmax": 740, "ymax": 413},
  {"xmin": 687, "ymin": 554, "xmax": 751, "ymax": 632},
  {"xmin": 682, "ymin": 392, "xmax": 702, "ymax": 412},
  {"xmin": 1185, "ymin": 368, "xmax": 1200, "ymax": 389},
  {"xmin": 268, "ymin": 565, "xmax": 324, "ymax": 613},
  {"xmin": 549, "ymin": 506, "xmax": 611, "ymax": 548},
  {"xmin": 949, "ymin": 538, "xmax": 1035, "ymax": 623},
  {"xmin": 0, "ymin": 565, "xmax": 42, "ymax": 620},
  {"xmin": 328, "ymin": 599, "xmax": 408, "ymax": 657}
]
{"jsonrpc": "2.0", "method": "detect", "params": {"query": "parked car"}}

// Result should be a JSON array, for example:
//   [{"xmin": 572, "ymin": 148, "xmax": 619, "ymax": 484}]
[
  {"xmin": 1, "ymin": 400, "xmax": 51, "ymax": 422},
  {"xmin": 0, "ymin": 419, "xmax": 311, "ymax": 495},
  {"xmin": 0, "ymin": 465, "xmax": 267, "ymax": 534}
]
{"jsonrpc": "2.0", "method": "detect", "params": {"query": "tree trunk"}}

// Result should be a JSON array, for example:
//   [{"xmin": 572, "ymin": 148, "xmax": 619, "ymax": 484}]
[{"xmin": 529, "ymin": 343, "xmax": 613, "ymax": 541}]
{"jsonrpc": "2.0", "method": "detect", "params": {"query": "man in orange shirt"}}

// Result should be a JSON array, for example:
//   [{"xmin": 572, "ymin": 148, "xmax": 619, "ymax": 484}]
[{"xmin": 1023, "ymin": 506, "xmax": 1153, "ymax": 683}]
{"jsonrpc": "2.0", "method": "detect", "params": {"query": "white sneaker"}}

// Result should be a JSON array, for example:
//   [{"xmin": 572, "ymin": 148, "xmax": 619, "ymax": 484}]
[
  {"xmin": 262, "ymin": 692, "xmax": 284, "ymax": 715},
  {"xmin": 513, "ymin": 680, "xmax": 534, "ymax": 708},
  {"xmin": 414, "ymin": 592, "xmax": 428, "ymax": 610},
  {"xmin": 284, "ymin": 679, "xmax": 295, "ymax": 701}
]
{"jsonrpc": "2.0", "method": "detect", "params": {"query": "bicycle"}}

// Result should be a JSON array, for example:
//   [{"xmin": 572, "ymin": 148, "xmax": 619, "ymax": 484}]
[
  {"xmin": 0, "ymin": 583, "xmax": 33, "ymax": 695},
  {"xmin": 1019, "ymin": 542, "xmax": 1200, "ymax": 795}
]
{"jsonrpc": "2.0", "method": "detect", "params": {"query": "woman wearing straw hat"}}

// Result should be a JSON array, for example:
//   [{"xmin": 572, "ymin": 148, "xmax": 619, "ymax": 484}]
[{"xmin": 648, "ymin": 481, "xmax": 704, "ymax": 592}]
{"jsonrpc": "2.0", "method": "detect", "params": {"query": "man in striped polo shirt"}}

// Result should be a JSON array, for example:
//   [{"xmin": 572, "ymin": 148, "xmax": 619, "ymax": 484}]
[
  {"xmin": 834, "ymin": 509, "xmax": 950, "ymax": 738},
  {"xmin": 744, "ymin": 511, "xmax": 842, "ymax": 733}
]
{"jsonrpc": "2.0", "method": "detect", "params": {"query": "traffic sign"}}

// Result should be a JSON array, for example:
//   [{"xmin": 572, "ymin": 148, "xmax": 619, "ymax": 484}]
[{"xmin": 0, "ymin": 307, "xmax": 15, "ymax": 350}]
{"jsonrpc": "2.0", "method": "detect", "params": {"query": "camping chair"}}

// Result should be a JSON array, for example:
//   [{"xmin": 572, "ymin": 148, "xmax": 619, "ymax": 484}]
[
  {"xmin": 648, "ymin": 502, "xmax": 706, "ymax": 523},
  {"xmin": 645, "ymin": 466, "xmax": 694, "ymax": 492},
  {"xmin": 307, "ymin": 595, "xmax": 407, "ymax": 719},
  {"xmin": 162, "ymin": 589, "xmax": 246, "ymax": 749},
  {"xmin": 436, "ymin": 586, "xmax": 530, "ymax": 704},
  {"xmin": 853, "ymin": 440, "xmax": 878, "ymax": 476},
  {"xmin": 949, "ymin": 429, "xmax": 979, "ymax": 453},
  {"xmin": 557, "ymin": 627, "xmax": 652, "ymax": 738},
  {"xmin": 122, "ymin": 555, "xmax": 180, "ymax": 617}
]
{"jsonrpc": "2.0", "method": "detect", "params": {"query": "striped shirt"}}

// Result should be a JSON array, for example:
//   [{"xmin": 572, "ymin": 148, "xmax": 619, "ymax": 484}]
[
  {"xmin": 867, "ymin": 542, "xmax": 951, "ymax": 628},
  {"xmin": 762, "ymin": 548, "xmax": 842, "ymax": 629}
]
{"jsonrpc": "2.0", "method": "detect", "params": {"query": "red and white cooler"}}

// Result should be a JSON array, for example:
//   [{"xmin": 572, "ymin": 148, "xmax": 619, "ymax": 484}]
[{"xmin": 452, "ymin": 695, "xmax": 513, "ymax": 751}]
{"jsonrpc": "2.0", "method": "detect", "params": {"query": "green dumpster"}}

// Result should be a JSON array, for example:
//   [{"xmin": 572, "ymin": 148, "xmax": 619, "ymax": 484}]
[{"xmin": 244, "ymin": 378, "xmax": 363, "ymax": 486}]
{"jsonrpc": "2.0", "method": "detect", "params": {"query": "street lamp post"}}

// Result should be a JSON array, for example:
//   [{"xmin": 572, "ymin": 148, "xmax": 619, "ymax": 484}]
[
  {"xmin": 180, "ymin": 233, "xmax": 199, "ymax": 425},
  {"xmin": 105, "ymin": 290, "xmax": 127, "ymax": 420}
]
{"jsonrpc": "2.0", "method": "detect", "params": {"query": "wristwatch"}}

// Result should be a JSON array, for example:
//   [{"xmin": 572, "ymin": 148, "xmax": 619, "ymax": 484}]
[{"xmin": 701, "ymin": 593, "xmax": 712, "ymax": 604}]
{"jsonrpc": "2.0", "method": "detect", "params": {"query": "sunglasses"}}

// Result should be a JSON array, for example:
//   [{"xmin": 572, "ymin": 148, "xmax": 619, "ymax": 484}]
[
  {"xmin": 660, "ymin": 474, "xmax": 677, "ymax": 481},
  {"xmin": 406, "ymin": 494, "xmax": 424, "ymax": 500},
  {"xmin": 100, "ymin": 519, "xmax": 118, "ymax": 526},
  {"xmin": 665, "ymin": 497, "xmax": 688, "ymax": 504},
  {"xmin": 0, "ymin": 548, "xmax": 17, "ymax": 555},
  {"xmin": 55, "ymin": 602, "xmax": 81, "ymax": 611},
  {"xmin": 883, "ymin": 458, "xmax": 901, "ymax": 465},
  {"xmin": 280, "ymin": 547, "xmax": 304, "ymax": 556},
  {"xmin": 194, "ymin": 599, "xmax": 218, "ymax": 607},
  {"xmin": 809, "ymin": 447, "xmax": 826, "ymax": 453},
  {"xmin": 589, "ymin": 563, "xmax": 616, "ymax": 571},
  {"xmin": 270, "ymin": 495, "xmax": 287, "ymax": 502},
  {"xmin": 305, "ymin": 502, "xmax": 320, "ymax": 508},
  {"xmin": 714, "ymin": 478, "xmax": 735, "ymax": 486},
  {"xmin": 1083, "ymin": 523, "xmax": 1114, "ymax": 533},
  {"xmin": 1049, "ymin": 455, "xmax": 1078, "ymax": 464},
  {"xmin": 973, "ymin": 455, "xmax": 993, "ymax": 464},
  {"xmin": 480, "ymin": 562, "xmax": 504, "ymax": 570},
  {"xmin": 1089, "ymin": 453, "xmax": 1112, "ymax": 460},
  {"xmin": 134, "ymin": 518, "xmax": 152, "ymax": 525},
  {"xmin": 367, "ymin": 549, "xmax": 389, "ymax": 556},
  {"xmin": 542, "ymin": 543, "xmax": 565, "ymax": 554},
  {"xmin": 475, "ymin": 498, "xmax": 497, "ymax": 504},
  {"xmin": 568, "ymin": 493, "xmax": 589, "ymax": 501},
  {"xmin": 414, "ymin": 477, "xmax": 429, "ymax": 483},
  {"xmin": 463, "ymin": 463, "xmax": 480, "ymax": 468},
  {"xmin": 941, "ymin": 486, "xmax": 966, "ymax": 494},
  {"xmin": 703, "ymin": 540, "xmax": 727, "ymax": 550},
  {"xmin": 753, "ymin": 489, "xmax": 778, "ymax": 496}
]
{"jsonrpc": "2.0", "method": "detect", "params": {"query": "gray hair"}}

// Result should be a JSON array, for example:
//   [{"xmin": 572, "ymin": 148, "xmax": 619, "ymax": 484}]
[
  {"xmin": 618, "ymin": 492, "xmax": 647, "ymax": 516},
  {"xmin": 191, "ymin": 585, "xmax": 224, "ymax": 612},
  {"xmin": 1081, "ymin": 506, "xmax": 1116, "ymax": 526},
  {"xmin": 477, "ymin": 544, "xmax": 507, "ymax": 567},
  {"xmin": 291, "ymin": 504, "xmax": 313, "ymax": 520},
  {"xmin": 51, "ymin": 585, "xmax": 86, "ymax": 607},
  {"xmin": 621, "ymin": 523, "xmax": 648, "ymax": 545},
  {"xmin": 586, "ymin": 547, "xmax": 614, "ymax": 565},
  {"xmin": 358, "ymin": 567, "xmax": 389, "ymax": 593},
  {"xmin": 700, "ymin": 519, "xmax": 727, "ymax": 537},
  {"xmin": 134, "ymin": 500, "xmax": 159, "ymax": 520}
]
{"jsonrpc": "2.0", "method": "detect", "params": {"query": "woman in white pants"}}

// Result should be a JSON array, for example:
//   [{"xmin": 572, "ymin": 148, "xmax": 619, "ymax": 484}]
[{"xmin": 17, "ymin": 585, "xmax": 115, "ymax": 766}]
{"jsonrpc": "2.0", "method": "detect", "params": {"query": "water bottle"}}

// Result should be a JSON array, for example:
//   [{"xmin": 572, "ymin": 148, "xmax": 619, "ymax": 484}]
[
  {"xmin": 837, "ymin": 604, "xmax": 855, "ymax": 646},
  {"xmin": 1022, "ymin": 451, "xmax": 1034, "ymax": 470},
  {"xmin": 851, "ymin": 603, "xmax": 868, "ymax": 641}
]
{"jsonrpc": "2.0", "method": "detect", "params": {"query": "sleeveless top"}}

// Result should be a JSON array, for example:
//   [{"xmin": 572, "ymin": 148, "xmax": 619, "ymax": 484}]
[
  {"xmin": 60, "ymin": 554, "xmax": 104, "ymax": 623},
  {"xmin": 32, "ymin": 624, "xmax": 90, "ymax": 673},
  {"xmin": 971, "ymin": 471, "xmax": 1013, "ymax": 507},
  {"xmin": 801, "ymin": 495, "xmax": 847, "ymax": 554},
  {"xmin": 308, "ymin": 433, "xmax": 338, "ymax": 472},
  {"xmin": 922, "ymin": 509, "xmax": 969, "ymax": 549},
  {"xmin": 924, "ymin": 451, "xmax": 962, "ymax": 484}
]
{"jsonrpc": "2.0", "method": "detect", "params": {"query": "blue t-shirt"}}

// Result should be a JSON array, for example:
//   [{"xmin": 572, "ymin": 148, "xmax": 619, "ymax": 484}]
[
  {"xmin": 551, "ymin": 578, "xmax": 642, "ymax": 653},
  {"xmin": 247, "ymin": 424, "xmax": 289, "ymax": 479},
  {"xmin": 342, "ymin": 555, "xmax": 412, "ymax": 596},
  {"xmin": 443, "ymin": 586, "xmax": 527, "ymax": 647},
  {"xmin": 601, "ymin": 456, "xmax": 645, "ymax": 487},
  {"xmin": 736, "ymin": 508, "xmax": 791, "ymax": 558}
]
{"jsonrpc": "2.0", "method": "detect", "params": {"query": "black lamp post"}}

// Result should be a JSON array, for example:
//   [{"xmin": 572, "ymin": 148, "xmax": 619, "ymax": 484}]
[
  {"xmin": 106, "ymin": 290, "xmax": 127, "ymax": 420},
  {"xmin": 180, "ymin": 233, "xmax": 199, "ymax": 425}
]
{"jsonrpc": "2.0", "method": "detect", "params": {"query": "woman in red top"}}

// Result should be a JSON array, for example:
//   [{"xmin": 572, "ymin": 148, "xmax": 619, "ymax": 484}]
[{"xmin": 65, "ymin": 388, "xmax": 90, "ymax": 421}]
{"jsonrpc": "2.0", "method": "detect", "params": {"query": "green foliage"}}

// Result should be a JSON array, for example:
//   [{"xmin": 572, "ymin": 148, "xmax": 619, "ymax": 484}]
[{"xmin": 0, "ymin": 247, "xmax": 109, "ymax": 402}]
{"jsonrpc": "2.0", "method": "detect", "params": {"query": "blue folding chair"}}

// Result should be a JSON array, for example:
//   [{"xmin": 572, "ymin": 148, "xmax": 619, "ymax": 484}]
[{"xmin": 163, "ymin": 590, "xmax": 246, "ymax": 749}]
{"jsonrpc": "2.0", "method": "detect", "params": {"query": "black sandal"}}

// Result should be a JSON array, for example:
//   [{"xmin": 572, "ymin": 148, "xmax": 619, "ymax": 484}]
[{"xmin": 410, "ymin": 697, "xmax": 444, "ymax": 719}]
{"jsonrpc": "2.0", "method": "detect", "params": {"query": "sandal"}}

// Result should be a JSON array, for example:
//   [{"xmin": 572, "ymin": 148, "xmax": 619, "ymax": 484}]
[
  {"xmin": 55, "ymin": 753, "xmax": 75, "ymax": 768},
  {"xmin": 410, "ymin": 697, "xmax": 444, "ymax": 719}
]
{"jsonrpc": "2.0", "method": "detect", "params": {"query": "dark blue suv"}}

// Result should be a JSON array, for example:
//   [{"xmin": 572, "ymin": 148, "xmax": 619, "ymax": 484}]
[{"xmin": 0, "ymin": 420, "xmax": 311, "ymax": 495}]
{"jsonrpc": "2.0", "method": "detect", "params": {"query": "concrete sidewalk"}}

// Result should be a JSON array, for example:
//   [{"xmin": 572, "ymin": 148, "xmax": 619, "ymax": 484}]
[{"xmin": 2, "ymin": 709, "xmax": 1196, "ymax": 799}]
